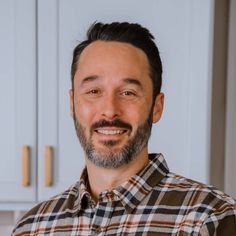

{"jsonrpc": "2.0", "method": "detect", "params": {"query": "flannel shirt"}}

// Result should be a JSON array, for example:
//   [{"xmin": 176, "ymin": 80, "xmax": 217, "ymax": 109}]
[{"xmin": 12, "ymin": 154, "xmax": 236, "ymax": 235}]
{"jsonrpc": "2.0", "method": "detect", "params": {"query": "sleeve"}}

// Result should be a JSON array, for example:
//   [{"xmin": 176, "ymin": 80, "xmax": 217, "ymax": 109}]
[{"xmin": 11, "ymin": 202, "xmax": 45, "ymax": 236}]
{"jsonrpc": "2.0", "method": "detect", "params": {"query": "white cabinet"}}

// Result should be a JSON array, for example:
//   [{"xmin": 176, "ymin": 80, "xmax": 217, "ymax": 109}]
[
  {"xmin": 37, "ymin": 0, "xmax": 85, "ymax": 201},
  {"xmin": 0, "ymin": 0, "xmax": 36, "ymax": 202},
  {"xmin": 0, "ymin": 0, "xmax": 215, "ymax": 206}
]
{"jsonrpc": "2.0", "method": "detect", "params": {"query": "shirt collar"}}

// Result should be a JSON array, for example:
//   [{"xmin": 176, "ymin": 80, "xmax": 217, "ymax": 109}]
[
  {"xmin": 114, "ymin": 153, "xmax": 169, "ymax": 213},
  {"xmin": 77, "ymin": 169, "xmax": 96, "ymax": 210},
  {"xmin": 76, "ymin": 153, "xmax": 169, "ymax": 214}
]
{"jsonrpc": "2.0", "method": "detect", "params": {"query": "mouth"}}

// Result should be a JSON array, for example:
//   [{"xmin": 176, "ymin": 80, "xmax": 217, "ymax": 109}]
[
  {"xmin": 91, "ymin": 119, "xmax": 132, "ymax": 141},
  {"xmin": 94, "ymin": 128, "xmax": 128, "ymax": 135}
]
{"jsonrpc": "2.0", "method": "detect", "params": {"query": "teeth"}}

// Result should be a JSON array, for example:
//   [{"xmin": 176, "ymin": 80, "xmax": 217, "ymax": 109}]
[{"xmin": 97, "ymin": 130, "xmax": 124, "ymax": 135}]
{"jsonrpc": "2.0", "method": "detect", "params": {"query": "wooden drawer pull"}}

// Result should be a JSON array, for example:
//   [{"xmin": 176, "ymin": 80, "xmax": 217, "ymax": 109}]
[
  {"xmin": 22, "ymin": 145, "xmax": 30, "ymax": 187},
  {"xmin": 45, "ymin": 145, "xmax": 53, "ymax": 187}
]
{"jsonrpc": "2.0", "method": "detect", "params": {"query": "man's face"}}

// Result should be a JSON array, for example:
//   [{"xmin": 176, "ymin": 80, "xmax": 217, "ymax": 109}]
[{"xmin": 70, "ymin": 41, "xmax": 164, "ymax": 168}]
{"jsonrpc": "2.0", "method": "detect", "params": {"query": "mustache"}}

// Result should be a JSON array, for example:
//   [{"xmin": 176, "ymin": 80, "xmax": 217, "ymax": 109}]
[{"xmin": 91, "ymin": 119, "xmax": 132, "ymax": 130}]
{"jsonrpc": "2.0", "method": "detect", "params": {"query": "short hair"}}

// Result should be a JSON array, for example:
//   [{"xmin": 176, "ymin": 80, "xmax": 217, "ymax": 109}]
[{"xmin": 71, "ymin": 22, "xmax": 162, "ymax": 99}]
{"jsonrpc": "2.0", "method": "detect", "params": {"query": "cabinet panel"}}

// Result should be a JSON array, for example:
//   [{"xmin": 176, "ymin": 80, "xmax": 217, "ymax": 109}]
[
  {"xmin": 0, "ymin": 0, "xmax": 36, "ymax": 201},
  {"xmin": 38, "ymin": 0, "xmax": 214, "ymax": 201},
  {"xmin": 37, "ymin": 0, "xmax": 85, "ymax": 201}
]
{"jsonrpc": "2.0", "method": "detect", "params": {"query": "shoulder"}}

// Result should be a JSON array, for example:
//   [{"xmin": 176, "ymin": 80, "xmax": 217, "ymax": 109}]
[
  {"xmin": 161, "ymin": 171, "xmax": 236, "ymax": 208},
  {"xmin": 12, "ymin": 182, "xmax": 80, "ymax": 235},
  {"xmin": 158, "ymin": 172, "xmax": 236, "ymax": 233}
]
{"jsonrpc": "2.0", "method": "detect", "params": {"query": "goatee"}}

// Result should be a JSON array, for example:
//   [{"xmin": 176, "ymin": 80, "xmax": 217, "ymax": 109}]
[{"xmin": 73, "ymin": 113, "xmax": 152, "ymax": 169}]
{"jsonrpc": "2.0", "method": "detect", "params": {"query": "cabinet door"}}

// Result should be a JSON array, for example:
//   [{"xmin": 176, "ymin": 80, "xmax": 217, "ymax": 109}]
[
  {"xmin": 38, "ymin": 0, "xmax": 214, "ymax": 201},
  {"xmin": 37, "ymin": 0, "xmax": 85, "ymax": 201},
  {"xmin": 0, "ymin": 0, "xmax": 36, "ymax": 201}
]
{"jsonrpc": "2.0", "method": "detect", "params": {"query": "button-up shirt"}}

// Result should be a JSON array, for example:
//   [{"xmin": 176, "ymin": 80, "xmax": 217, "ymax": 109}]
[{"xmin": 12, "ymin": 154, "xmax": 236, "ymax": 235}]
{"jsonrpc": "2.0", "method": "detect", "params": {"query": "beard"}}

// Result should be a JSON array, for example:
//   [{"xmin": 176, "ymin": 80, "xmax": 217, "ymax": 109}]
[{"xmin": 73, "ymin": 110, "xmax": 153, "ymax": 169}]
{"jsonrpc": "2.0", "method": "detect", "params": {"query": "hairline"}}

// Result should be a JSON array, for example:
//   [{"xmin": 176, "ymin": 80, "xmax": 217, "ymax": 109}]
[{"xmin": 71, "ymin": 39, "xmax": 157, "ymax": 99}]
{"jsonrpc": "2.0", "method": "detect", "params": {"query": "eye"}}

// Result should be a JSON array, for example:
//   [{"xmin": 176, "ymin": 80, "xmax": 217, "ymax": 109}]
[
  {"xmin": 86, "ymin": 89, "xmax": 101, "ymax": 95},
  {"xmin": 90, "ymin": 89, "xmax": 99, "ymax": 94},
  {"xmin": 122, "ymin": 90, "xmax": 136, "ymax": 96}
]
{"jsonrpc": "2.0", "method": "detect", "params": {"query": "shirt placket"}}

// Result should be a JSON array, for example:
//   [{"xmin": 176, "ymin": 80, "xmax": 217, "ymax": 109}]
[{"xmin": 89, "ymin": 190, "xmax": 118, "ymax": 235}]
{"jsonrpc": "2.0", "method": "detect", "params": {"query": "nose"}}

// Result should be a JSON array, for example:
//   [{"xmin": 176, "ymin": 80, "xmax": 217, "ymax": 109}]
[{"xmin": 101, "ymin": 93, "xmax": 120, "ymax": 120}]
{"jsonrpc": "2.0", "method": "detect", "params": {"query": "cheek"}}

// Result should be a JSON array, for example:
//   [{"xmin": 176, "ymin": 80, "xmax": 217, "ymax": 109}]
[
  {"xmin": 123, "ymin": 104, "xmax": 149, "ymax": 128},
  {"xmin": 75, "ymin": 99, "xmax": 97, "ymax": 125}
]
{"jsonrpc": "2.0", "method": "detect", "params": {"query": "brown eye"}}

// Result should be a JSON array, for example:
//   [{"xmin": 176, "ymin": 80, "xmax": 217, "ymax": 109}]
[
  {"xmin": 123, "ymin": 91, "xmax": 135, "ymax": 96},
  {"xmin": 87, "ymin": 89, "xmax": 100, "ymax": 95},
  {"xmin": 90, "ymin": 90, "xmax": 99, "ymax": 94}
]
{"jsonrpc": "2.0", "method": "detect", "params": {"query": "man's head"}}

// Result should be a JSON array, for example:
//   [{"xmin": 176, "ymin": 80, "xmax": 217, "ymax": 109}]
[{"xmin": 70, "ymin": 22, "xmax": 164, "ymax": 169}]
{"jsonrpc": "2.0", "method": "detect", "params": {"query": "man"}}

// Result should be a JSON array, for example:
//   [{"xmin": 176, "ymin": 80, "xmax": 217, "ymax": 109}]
[{"xmin": 13, "ymin": 22, "xmax": 236, "ymax": 235}]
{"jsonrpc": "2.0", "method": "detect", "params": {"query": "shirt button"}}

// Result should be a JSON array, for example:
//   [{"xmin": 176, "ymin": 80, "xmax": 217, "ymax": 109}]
[
  {"xmin": 95, "ymin": 226, "xmax": 101, "ymax": 233},
  {"xmin": 106, "ymin": 192, "xmax": 114, "ymax": 198}
]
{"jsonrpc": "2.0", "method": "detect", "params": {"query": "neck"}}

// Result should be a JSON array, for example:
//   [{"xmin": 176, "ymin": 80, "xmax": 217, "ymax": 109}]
[{"xmin": 85, "ymin": 148, "xmax": 149, "ymax": 202}]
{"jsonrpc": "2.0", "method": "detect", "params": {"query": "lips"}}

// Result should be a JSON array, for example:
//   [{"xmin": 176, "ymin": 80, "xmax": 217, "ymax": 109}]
[
  {"xmin": 91, "ymin": 119, "xmax": 132, "ymax": 136},
  {"xmin": 95, "ymin": 129, "xmax": 127, "ymax": 135}
]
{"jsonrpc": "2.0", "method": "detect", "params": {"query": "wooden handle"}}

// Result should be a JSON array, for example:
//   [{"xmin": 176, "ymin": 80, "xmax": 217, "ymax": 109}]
[
  {"xmin": 22, "ymin": 145, "xmax": 30, "ymax": 187},
  {"xmin": 45, "ymin": 145, "xmax": 53, "ymax": 187}
]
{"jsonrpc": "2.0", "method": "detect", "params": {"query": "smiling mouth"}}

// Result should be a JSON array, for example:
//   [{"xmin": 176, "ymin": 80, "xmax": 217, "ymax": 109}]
[{"xmin": 95, "ymin": 129, "xmax": 127, "ymax": 135}]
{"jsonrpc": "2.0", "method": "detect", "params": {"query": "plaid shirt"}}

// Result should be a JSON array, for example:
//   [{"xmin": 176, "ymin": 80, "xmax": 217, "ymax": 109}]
[{"xmin": 13, "ymin": 154, "xmax": 236, "ymax": 235}]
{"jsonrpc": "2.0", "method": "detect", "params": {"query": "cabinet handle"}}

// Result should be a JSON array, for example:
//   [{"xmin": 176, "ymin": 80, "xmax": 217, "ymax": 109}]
[
  {"xmin": 22, "ymin": 145, "xmax": 30, "ymax": 187},
  {"xmin": 45, "ymin": 145, "xmax": 53, "ymax": 187}
]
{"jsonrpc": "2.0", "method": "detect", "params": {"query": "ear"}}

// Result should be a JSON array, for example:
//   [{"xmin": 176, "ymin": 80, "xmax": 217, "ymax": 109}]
[
  {"xmin": 152, "ymin": 92, "xmax": 164, "ymax": 123},
  {"xmin": 69, "ymin": 89, "xmax": 74, "ymax": 117}
]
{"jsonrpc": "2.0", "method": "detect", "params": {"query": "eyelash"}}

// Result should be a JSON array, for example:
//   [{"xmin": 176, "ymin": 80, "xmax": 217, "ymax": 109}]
[
  {"xmin": 84, "ymin": 89, "xmax": 137, "ymax": 98},
  {"xmin": 122, "ymin": 91, "xmax": 136, "ymax": 96},
  {"xmin": 87, "ymin": 89, "xmax": 100, "ymax": 94}
]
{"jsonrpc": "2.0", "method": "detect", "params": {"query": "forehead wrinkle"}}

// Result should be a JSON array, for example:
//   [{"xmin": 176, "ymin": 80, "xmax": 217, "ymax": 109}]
[{"xmin": 80, "ymin": 76, "xmax": 145, "ymax": 90}]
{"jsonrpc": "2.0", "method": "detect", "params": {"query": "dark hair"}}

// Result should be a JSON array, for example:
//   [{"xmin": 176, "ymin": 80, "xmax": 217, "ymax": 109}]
[{"xmin": 71, "ymin": 22, "xmax": 162, "ymax": 99}]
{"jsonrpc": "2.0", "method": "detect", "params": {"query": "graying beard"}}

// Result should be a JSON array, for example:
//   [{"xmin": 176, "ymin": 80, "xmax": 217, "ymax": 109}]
[{"xmin": 73, "ymin": 111, "xmax": 152, "ymax": 169}]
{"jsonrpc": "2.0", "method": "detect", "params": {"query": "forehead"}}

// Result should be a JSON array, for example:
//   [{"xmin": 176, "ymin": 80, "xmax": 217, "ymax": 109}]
[{"xmin": 75, "ymin": 41, "xmax": 151, "ymax": 83}]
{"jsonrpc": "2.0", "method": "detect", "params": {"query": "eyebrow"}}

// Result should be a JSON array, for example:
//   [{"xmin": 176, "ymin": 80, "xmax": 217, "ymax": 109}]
[
  {"xmin": 80, "ymin": 76, "xmax": 143, "ymax": 89},
  {"xmin": 123, "ymin": 78, "xmax": 143, "ymax": 88},
  {"xmin": 80, "ymin": 75, "xmax": 100, "ymax": 86}
]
